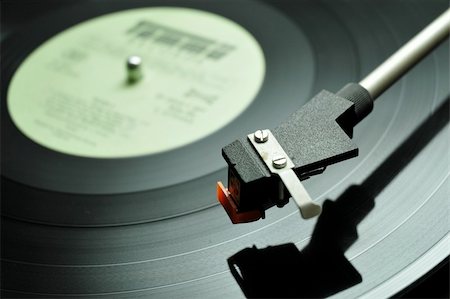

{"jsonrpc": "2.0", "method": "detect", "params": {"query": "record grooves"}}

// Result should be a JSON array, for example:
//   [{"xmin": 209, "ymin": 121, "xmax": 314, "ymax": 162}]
[
  {"xmin": 2, "ymin": 0, "xmax": 317, "ymax": 226},
  {"xmin": 1, "ymin": 0, "xmax": 449, "ymax": 298}
]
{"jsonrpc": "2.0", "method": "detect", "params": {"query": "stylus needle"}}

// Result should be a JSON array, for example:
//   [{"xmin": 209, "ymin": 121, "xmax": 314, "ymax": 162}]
[{"xmin": 218, "ymin": 8, "xmax": 450, "ymax": 224}]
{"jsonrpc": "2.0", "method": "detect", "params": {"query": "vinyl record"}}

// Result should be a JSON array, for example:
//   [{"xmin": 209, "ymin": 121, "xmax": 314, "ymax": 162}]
[
  {"xmin": 2, "ymin": 0, "xmax": 317, "ymax": 226},
  {"xmin": 1, "ymin": 0, "xmax": 449, "ymax": 298}
]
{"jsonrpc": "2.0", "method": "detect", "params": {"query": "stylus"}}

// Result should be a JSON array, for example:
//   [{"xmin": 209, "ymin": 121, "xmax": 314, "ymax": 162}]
[{"xmin": 218, "ymin": 8, "xmax": 450, "ymax": 224}]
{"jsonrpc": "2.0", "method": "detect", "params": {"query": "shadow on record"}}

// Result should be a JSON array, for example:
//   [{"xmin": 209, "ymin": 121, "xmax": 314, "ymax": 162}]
[{"xmin": 227, "ymin": 96, "xmax": 449, "ymax": 298}]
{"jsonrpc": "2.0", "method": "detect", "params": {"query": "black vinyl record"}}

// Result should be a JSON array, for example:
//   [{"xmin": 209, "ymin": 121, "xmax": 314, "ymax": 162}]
[
  {"xmin": 2, "ymin": 0, "xmax": 317, "ymax": 226},
  {"xmin": 1, "ymin": 0, "xmax": 449, "ymax": 297}
]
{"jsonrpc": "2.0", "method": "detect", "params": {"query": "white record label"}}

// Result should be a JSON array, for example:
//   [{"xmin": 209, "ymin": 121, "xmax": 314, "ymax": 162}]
[{"xmin": 7, "ymin": 7, "xmax": 265, "ymax": 158}]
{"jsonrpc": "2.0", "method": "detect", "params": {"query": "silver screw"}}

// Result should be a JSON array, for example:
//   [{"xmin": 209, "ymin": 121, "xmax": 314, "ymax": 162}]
[
  {"xmin": 127, "ymin": 55, "xmax": 143, "ymax": 83},
  {"xmin": 272, "ymin": 154, "xmax": 287, "ymax": 169},
  {"xmin": 254, "ymin": 129, "xmax": 269, "ymax": 143}
]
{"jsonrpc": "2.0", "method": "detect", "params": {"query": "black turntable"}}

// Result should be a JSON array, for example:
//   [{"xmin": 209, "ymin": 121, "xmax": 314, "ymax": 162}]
[{"xmin": 1, "ymin": 0, "xmax": 448, "ymax": 298}]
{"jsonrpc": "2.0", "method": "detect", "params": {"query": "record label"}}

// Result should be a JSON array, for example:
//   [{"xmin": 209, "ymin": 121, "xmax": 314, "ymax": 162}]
[{"xmin": 7, "ymin": 7, "xmax": 265, "ymax": 158}]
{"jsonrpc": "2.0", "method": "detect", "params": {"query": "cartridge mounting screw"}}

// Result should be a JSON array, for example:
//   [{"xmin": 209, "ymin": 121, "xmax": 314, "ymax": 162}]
[
  {"xmin": 272, "ymin": 154, "xmax": 287, "ymax": 169},
  {"xmin": 254, "ymin": 129, "xmax": 269, "ymax": 143}
]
